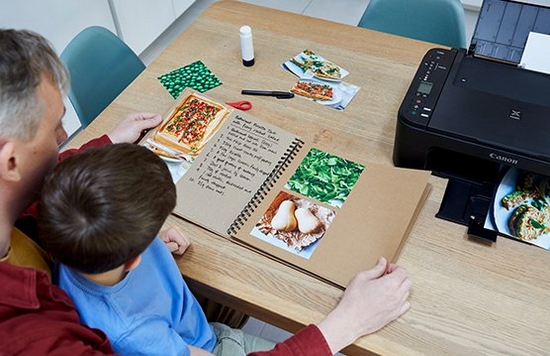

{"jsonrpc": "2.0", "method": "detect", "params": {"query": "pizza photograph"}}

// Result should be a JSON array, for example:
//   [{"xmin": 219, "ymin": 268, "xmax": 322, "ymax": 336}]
[
  {"xmin": 291, "ymin": 80, "xmax": 334, "ymax": 101},
  {"xmin": 251, "ymin": 191, "xmax": 336, "ymax": 259},
  {"xmin": 141, "ymin": 90, "xmax": 231, "ymax": 183},
  {"xmin": 150, "ymin": 91, "xmax": 230, "ymax": 157}
]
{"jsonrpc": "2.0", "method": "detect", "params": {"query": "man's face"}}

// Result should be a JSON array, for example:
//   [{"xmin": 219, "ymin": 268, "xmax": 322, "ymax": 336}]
[{"xmin": 17, "ymin": 76, "xmax": 67, "ymax": 203}]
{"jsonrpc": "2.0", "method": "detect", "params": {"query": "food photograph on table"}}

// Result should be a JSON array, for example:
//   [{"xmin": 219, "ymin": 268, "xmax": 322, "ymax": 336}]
[
  {"xmin": 290, "ymin": 79, "xmax": 341, "ymax": 103},
  {"xmin": 157, "ymin": 60, "xmax": 222, "ymax": 99},
  {"xmin": 282, "ymin": 49, "xmax": 360, "ymax": 110},
  {"xmin": 491, "ymin": 167, "xmax": 550, "ymax": 250},
  {"xmin": 141, "ymin": 90, "xmax": 231, "ymax": 183},
  {"xmin": 251, "ymin": 191, "xmax": 336, "ymax": 259},
  {"xmin": 283, "ymin": 49, "xmax": 348, "ymax": 81}
]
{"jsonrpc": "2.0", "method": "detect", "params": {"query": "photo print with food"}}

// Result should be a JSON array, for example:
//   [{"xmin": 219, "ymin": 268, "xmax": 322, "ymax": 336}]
[
  {"xmin": 158, "ymin": 60, "xmax": 222, "ymax": 99},
  {"xmin": 282, "ymin": 49, "xmax": 360, "ymax": 110},
  {"xmin": 283, "ymin": 49, "xmax": 349, "ymax": 80},
  {"xmin": 285, "ymin": 148, "xmax": 365, "ymax": 209},
  {"xmin": 490, "ymin": 167, "xmax": 550, "ymax": 250},
  {"xmin": 141, "ymin": 90, "xmax": 231, "ymax": 183},
  {"xmin": 250, "ymin": 191, "xmax": 336, "ymax": 259}
]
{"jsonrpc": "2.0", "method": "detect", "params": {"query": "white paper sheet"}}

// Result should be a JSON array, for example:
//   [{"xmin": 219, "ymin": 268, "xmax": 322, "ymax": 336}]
[{"xmin": 519, "ymin": 32, "xmax": 550, "ymax": 75}]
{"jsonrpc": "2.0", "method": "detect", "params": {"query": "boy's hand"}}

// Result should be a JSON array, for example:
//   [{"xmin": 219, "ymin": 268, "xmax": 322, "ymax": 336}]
[{"xmin": 159, "ymin": 226, "xmax": 191, "ymax": 255}]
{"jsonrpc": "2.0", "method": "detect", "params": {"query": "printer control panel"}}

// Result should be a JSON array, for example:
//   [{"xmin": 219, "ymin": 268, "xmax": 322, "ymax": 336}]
[{"xmin": 400, "ymin": 48, "xmax": 457, "ymax": 127}]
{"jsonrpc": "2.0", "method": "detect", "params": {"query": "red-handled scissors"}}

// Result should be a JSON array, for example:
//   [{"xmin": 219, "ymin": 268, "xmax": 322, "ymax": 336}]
[{"xmin": 226, "ymin": 100, "xmax": 252, "ymax": 111}]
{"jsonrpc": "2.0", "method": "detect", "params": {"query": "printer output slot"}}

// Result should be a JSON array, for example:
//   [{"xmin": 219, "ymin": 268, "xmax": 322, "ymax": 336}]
[
  {"xmin": 426, "ymin": 147, "xmax": 502, "ymax": 242},
  {"xmin": 426, "ymin": 147, "xmax": 500, "ymax": 184}
]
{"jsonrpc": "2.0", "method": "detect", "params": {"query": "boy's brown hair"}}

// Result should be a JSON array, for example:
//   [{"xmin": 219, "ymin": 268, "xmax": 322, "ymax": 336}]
[{"xmin": 39, "ymin": 143, "xmax": 176, "ymax": 274}]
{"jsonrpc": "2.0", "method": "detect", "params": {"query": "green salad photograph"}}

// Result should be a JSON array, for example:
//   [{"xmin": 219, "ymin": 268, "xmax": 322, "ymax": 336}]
[{"xmin": 285, "ymin": 148, "xmax": 364, "ymax": 208}]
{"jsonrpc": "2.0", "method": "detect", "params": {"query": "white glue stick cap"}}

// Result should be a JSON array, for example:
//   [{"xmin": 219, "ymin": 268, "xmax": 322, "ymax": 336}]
[{"xmin": 239, "ymin": 25, "xmax": 255, "ymax": 67}]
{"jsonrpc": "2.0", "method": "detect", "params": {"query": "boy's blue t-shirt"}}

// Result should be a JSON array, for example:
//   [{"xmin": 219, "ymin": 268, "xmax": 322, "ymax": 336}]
[{"xmin": 57, "ymin": 237, "xmax": 216, "ymax": 356}]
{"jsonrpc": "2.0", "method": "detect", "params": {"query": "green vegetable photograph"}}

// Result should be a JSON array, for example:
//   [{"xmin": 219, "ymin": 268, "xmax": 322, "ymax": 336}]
[{"xmin": 285, "ymin": 148, "xmax": 364, "ymax": 208}]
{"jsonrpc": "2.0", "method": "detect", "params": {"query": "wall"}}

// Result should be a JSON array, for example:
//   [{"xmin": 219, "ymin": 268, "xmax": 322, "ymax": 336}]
[
  {"xmin": 0, "ymin": 0, "xmax": 117, "ymax": 136},
  {"xmin": 0, "ymin": 0, "xmax": 196, "ymax": 137},
  {"xmin": 109, "ymin": 0, "xmax": 195, "ymax": 54}
]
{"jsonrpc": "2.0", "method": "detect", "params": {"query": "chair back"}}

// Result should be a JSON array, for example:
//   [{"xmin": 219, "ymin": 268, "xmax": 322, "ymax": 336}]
[
  {"xmin": 357, "ymin": 0, "xmax": 467, "ymax": 49},
  {"xmin": 61, "ymin": 26, "xmax": 145, "ymax": 128}
]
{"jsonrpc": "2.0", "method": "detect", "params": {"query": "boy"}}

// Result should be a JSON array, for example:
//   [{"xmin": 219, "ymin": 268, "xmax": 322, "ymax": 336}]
[{"xmin": 38, "ymin": 143, "xmax": 275, "ymax": 356}]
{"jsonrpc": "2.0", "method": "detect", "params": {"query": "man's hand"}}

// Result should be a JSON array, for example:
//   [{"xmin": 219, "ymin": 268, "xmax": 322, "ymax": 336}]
[
  {"xmin": 159, "ymin": 226, "xmax": 191, "ymax": 255},
  {"xmin": 107, "ymin": 112, "xmax": 162, "ymax": 144},
  {"xmin": 317, "ymin": 257, "xmax": 412, "ymax": 354}
]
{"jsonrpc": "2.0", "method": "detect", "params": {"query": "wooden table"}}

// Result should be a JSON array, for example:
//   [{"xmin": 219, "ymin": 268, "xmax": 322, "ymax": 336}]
[{"xmin": 68, "ymin": 1, "xmax": 550, "ymax": 355}]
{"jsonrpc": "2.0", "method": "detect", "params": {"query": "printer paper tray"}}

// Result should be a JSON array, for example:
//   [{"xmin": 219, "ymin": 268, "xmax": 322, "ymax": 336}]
[{"xmin": 437, "ymin": 178, "xmax": 498, "ymax": 242}]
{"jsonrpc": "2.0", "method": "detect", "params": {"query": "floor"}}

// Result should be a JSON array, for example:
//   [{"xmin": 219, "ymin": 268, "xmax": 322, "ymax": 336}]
[{"xmin": 137, "ymin": 0, "xmax": 481, "ymax": 353}]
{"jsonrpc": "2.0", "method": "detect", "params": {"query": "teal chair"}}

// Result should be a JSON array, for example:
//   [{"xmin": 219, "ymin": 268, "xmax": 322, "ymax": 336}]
[
  {"xmin": 357, "ymin": 0, "xmax": 467, "ymax": 49},
  {"xmin": 60, "ymin": 26, "xmax": 146, "ymax": 128}
]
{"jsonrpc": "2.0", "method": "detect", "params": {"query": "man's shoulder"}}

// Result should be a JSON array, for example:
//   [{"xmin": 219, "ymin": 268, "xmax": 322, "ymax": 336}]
[{"xmin": 3, "ymin": 228, "xmax": 52, "ymax": 275}]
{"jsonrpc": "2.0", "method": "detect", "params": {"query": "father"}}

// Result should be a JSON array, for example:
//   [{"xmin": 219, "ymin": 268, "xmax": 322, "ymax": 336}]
[
  {"xmin": 0, "ymin": 28, "xmax": 161, "ymax": 353},
  {"xmin": 0, "ymin": 28, "xmax": 412, "ymax": 355}
]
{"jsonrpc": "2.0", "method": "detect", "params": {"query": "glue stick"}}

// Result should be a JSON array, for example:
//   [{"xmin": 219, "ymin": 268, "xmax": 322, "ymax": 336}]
[{"xmin": 240, "ymin": 25, "xmax": 255, "ymax": 67}]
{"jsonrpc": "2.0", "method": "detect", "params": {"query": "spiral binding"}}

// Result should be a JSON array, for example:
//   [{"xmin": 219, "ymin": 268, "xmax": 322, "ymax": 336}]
[{"xmin": 227, "ymin": 137, "xmax": 305, "ymax": 236}]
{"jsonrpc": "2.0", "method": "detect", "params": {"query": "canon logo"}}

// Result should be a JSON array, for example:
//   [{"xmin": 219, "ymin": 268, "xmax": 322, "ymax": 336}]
[{"xmin": 489, "ymin": 153, "xmax": 518, "ymax": 165}]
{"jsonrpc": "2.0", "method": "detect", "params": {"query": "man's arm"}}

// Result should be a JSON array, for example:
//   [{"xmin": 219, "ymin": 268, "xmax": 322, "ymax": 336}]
[
  {"xmin": 317, "ymin": 258, "xmax": 411, "ymax": 354},
  {"xmin": 248, "ymin": 257, "xmax": 411, "ymax": 356},
  {"xmin": 59, "ymin": 134, "xmax": 112, "ymax": 160},
  {"xmin": 247, "ymin": 325, "xmax": 331, "ymax": 356},
  {"xmin": 59, "ymin": 112, "xmax": 162, "ymax": 160}
]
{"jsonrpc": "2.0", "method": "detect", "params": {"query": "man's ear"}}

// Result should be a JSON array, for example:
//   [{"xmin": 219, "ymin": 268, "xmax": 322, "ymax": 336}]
[
  {"xmin": 123, "ymin": 255, "xmax": 142, "ymax": 272},
  {"xmin": 0, "ymin": 141, "xmax": 21, "ymax": 182}
]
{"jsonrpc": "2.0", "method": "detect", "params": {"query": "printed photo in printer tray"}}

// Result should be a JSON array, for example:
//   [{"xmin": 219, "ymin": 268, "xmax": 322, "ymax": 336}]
[
  {"xmin": 493, "ymin": 167, "xmax": 550, "ymax": 250},
  {"xmin": 251, "ymin": 191, "xmax": 336, "ymax": 259}
]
